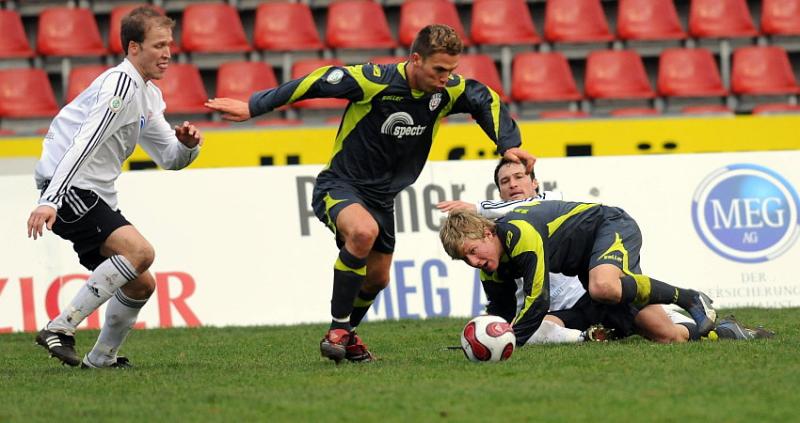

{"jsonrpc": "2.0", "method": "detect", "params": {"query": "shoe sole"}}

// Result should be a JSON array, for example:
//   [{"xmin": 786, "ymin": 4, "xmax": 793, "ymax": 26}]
[
  {"xmin": 320, "ymin": 342, "xmax": 346, "ymax": 363},
  {"xmin": 35, "ymin": 333, "xmax": 80, "ymax": 367}
]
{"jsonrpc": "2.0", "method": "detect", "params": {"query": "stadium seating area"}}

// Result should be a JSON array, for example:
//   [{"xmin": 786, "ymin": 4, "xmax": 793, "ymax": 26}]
[{"xmin": 0, "ymin": 0, "xmax": 799, "ymax": 134}]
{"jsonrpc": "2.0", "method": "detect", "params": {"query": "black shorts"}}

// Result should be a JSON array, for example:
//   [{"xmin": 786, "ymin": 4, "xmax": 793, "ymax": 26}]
[
  {"xmin": 311, "ymin": 181, "xmax": 395, "ymax": 254},
  {"xmin": 588, "ymin": 207, "xmax": 643, "ymax": 275},
  {"xmin": 549, "ymin": 294, "xmax": 639, "ymax": 338},
  {"xmin": 50, "ymin": 186, "xmax": 131, "ymax": 270}
]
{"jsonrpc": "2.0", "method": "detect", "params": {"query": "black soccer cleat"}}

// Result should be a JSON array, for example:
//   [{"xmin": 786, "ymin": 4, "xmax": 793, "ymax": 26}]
[
  {"xmin": 35, "ymin": 328, "xmax": 80, "ymax": 367},
  {"xmin": 715, "ymin": 315, "xmax": 776, "ymax": 340},
  {"xmin": 80, "ymin": 355, "xmax": 132, "ymax": 369},
  {"xmin": 685, "ymin": 291, "xmax": 716, "ymax": 336}
]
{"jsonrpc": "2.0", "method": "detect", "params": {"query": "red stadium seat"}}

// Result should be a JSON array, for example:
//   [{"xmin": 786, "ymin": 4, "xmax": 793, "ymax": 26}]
[
  {"xmin": 761, "ymin": 0, "xmax": 800, "ymax": 35},
  {"xmin": 0, "ymin": 68, "xmax": 59, "ymax": 118},
  {"xmin": 109, "ymin": 5, "xmax": 180, "ymax": 55},
  {"xmin": 751, "ymin": 103, "xmax": 800, "ymax": 114},
  {"xmin": 0, "ymin": 10, "xmax": 34, "ymax": 58},
  {"xmin": 216, "ymin": 61, "xmax": 278, "ymax": 102},
  {"xmin": 37, "ymin": 7, "xmax": 107, "ymax": 56},
  {"xmin": 609, "ymin": 107, "xmax": 660, "ymax": 117},
  {"xmin": 291, "ymin": 59, "xmax": 348, "ymax": 110},
  {"xmin": 538, "ymin": 110, "xmax": 589, "ymax": 119},
  {"xmin": 470, "ymin": 0, "xmax": 539, "ymax": 45},
  {"xmin": 456, "ymin": 54, "xmax": 507, "ymax": 101},
  {"xmin": 617, "ymin": 0, "xmax": 686, "ymax": 41},
  {"xmin": 681, "ymin": 105, "xmax": 734, "ymax": 115},
  {"xmin": 326, "ymin": 1, "xmax": 396, "ymax": 49},
  {"xmin": 657, "ymin": 48, "xmax": 727, "ymax": 97},
  {"xmin": 511, "ymin": 52, "xmax": 581, "ymax": 102},
  {"xmin": 585, "ymin": 50, "xmax": 655, "ymax": 99},
  {"xmin": 400, "ymin": 0, "xmax": 470, "ymax": 47},
  {"xmin": 689, "ymin": 0, "xmax": 757, "ymax": 38},
  {"xmin": 153, "ymin": 63, "xmax": 209, "ymax": 114},
  {"xmin": 731, "ymin": 46, "xmax": 799, "ymax": 95},
  {"xmin": 369, "ymin": 56, "xmax": 406, "ymax": 65},
  {"xmin": 544, "ymin": 0, "xmax": 614, "ymax": 43},
  {"xmin": 254, "ymin": 2, "xmax": 324, "ymax": 51},
  {"xmin": 182, "ymin": 3, "xmax": 251, "ymax": 53},
  {"xmin": 65, "ymin": 64, "xmax": 110, "ymax": 104}
]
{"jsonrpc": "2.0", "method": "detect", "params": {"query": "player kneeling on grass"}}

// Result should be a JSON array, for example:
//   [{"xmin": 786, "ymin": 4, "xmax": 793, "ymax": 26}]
[
  {"xmin": 27, "ymin": 6, "xmax": 201, "ymax": 369},
  {"xmin": 439, "ymin": 201, "xmax": 718, "ymax": 347}
]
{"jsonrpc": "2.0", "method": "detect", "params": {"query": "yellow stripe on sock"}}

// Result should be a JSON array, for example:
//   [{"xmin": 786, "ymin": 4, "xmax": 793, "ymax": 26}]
[{"xmin": 334, "ymin": 257, "xmax": 366, "ymax": 276}]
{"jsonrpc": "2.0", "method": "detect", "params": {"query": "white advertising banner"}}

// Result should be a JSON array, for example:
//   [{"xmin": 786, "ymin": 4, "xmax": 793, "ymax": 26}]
[{"xmin": 1, "ymin": 150, "xmax": 798, "ymax": 332}]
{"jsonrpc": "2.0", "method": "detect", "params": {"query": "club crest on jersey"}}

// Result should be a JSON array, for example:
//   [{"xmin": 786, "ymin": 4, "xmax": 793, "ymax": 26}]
[
  {"xmin": 109, "ymin": 96, "xmax": 123, "ymax": 112},
  {"xmin": 429, "ymin": 93, "xmax": 442, "ymax": 111},
  {"xmin": 326, "ymin": 69, "xmax": 344, "ymax": 84},
  {"xmin": 380, "ymin": 112, "xmax": 427, "ymax": 139}
]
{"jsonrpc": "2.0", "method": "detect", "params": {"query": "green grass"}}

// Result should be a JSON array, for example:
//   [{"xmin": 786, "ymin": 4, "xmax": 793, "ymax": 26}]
[{"xmin": 1, "ymin": 308, "xmax": 797, "ymax": 423}]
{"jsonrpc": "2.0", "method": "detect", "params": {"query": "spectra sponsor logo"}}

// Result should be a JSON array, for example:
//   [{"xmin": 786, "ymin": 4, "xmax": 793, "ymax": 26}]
[
  {"xmin": 692, "ymin": 164, "xmax": 800, "ymax": 263},
  {"xmin": 380, "ymin": 112, "xmax": 426, "ymax": 139}
]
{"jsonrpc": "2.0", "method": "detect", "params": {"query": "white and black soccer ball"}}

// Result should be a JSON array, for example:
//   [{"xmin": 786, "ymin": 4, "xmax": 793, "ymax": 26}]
[{"xmin": 460, "ymin": 315, "xmax": 516, "ymax": 362}]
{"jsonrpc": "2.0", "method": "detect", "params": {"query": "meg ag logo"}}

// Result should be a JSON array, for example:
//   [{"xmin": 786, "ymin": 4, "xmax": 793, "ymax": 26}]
[{"xmin": 692, "ymin": 164, "xmax": 799, "ymax": 263}]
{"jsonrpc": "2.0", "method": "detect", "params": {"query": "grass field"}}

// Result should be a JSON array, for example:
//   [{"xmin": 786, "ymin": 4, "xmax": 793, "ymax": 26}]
[{"xmin": 1, "ymin": 307, "xmax": 797, "ymax": 423}]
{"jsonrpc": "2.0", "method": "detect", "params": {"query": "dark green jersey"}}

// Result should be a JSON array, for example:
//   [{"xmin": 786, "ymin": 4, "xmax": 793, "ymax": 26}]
[
  {"xmin": 248, "ymin": 62, "xmax": 521, "ymax": 207},
  {"xmin": 482, "ymin": 200, "xmax": 607, "ymax": 345}
]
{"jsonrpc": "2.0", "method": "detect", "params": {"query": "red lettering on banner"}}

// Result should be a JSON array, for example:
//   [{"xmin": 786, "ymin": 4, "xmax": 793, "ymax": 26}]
[
  {"xmin": 0, "ymin": 279, "xmax": 10, "ymax": 333},
  {"xmin": 20, "ymin": 277, "xmax": 37, "ymax": 332},
  {"xmin": 45, "ymin": 274, "xmax": 100, "ymax": 330},
  {"xmin": 156, "ymin": 272, "xmax": 201, "ymax": 328}
]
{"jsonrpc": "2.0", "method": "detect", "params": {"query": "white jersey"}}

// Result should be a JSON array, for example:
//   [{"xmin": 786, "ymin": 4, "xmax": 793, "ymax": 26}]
[
  {"xmin": 476, "ymin": 191, "xmax": 586, "ymax": 312},
  {"xmin": 35, "ymin": 58, "xmax": 199, "ymax": 211}
]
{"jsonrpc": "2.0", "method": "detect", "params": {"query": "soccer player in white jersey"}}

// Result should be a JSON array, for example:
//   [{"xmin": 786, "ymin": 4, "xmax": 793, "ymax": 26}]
[
  {"xmin": 26, "ymin": 6, "xmax": 202, "ymax": 368},
  {"xmin": 438, "ymin": 159, "xmax": 709, "ymax": 344}
]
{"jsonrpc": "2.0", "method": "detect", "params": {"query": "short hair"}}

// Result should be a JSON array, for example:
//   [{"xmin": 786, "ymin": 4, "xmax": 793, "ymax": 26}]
[
  {"xmin": 493, "ymin": 158, "xmax": 535, "ymax": 189},
  {"xmin": 121, "ymin": 6, "xmax": 175, "ymax": 55},
  {"xmin": 439, "ymin": 209, "xmax": 496, "ymax": 260},
  {"xmin": 410, "ymin": 24, "xmax": 463, "ymax": 59}
]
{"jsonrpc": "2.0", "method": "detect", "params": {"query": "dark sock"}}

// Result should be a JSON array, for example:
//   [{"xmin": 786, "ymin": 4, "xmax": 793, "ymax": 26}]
[
  {"xmin": 620, "ymin": 276, "xmax": 638, "ymax": 304},
  {"xmin": 647, "ymin": 277, "xmax": 681, "ymax": 304},
  {"xmin": 350, "ymin": 289, "xmax": 380, "ymax": 328},
  {"xmin": 674, "ymin": 288, "xmax": 697, "ymax": 310},
  {"xmin": 330, "ymin": 247, "xmax": 366, "ymax": 331},
  {"xmin": 678, "ymin": 322, "xmax": 700, "ymax": 341}
]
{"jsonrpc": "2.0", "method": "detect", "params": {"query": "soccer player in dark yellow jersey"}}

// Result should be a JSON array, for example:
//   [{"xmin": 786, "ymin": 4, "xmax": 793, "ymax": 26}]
[
  {"xmin": 206, "ymin": 25, "xmax": 535, "ymax": 362},
  {"xmin": 439, "ymin": 204, "xmax": 717, "ymax": 346}
]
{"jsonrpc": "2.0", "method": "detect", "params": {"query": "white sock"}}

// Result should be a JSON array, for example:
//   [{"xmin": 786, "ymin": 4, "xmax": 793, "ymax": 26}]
[
  {"xmin": 526, "ymin": 320, "xmax": 585, "ymax": 344},
  {"xmin": 87, "ymin": 289, "xmax": 147, "ymax": 367},
  {"xmin": 48, "ymin": 255, "xmax": 138, "ymax": 335}
]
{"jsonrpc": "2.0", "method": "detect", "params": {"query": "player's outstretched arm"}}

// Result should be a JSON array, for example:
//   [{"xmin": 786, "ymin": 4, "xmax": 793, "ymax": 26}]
[
  {"xmin": 436, "ymin": 200, "xmax": 476, "ymax": 213},
  {"xmin": 204, "ymin": 98, "xmax": 251, "ymax": 122},
  {"xmin": 503, "ymin": 147, "xmax": 536, "ymax": 174},
  {"xmin": 174, "ymin": 121, "xmax": 202, "ymax": 148},
  {"xmin": 27, "ymin": 204, "xmax": 56, "ymax": 240}
]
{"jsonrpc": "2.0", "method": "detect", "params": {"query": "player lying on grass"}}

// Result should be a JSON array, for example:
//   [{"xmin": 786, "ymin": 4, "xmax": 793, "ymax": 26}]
[{"xmin": 439, "ymin": 190, "xmax": 719, "ymax": 346}]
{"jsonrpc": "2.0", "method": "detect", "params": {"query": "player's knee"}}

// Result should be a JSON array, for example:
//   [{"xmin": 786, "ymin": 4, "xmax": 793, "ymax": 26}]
[
  {"xmin": 128, "ymin": 242, "xmax": 155, "ymax": 273},
  {"xmin": 347, "ymin": 225, "xmax": 379, "ymax": 249},
  {"xmin": 588, "ymin": 279, "xmax": 619, "ymax": 303},
  {"xmin": 125, "ymin": 272, "xmax": 156, "ymax": 299}
]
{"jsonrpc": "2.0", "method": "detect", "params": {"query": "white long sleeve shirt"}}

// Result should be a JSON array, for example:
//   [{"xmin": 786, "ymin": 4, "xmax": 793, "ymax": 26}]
[
  {"xmin": 35, "ymin": 59, "xmax": 199, "ymax": 211},
  {"xmin": 476, "ymin": 191, "xmax": 586, "ymax": 312}
]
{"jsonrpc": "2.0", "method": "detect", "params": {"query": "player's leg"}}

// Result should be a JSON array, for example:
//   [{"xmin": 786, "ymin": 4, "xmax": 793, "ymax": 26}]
[
  {"xmin": 526, "ymin": 315, "xmax": 586, "ymax": 344},
  {"xmin": 37, "ymin": 191, "xmax": 143, "ymax": 366},
  {"xmin": 350, "ymin": 250, "xmax": 392, "ymax": 329},
  {"xmin": 634, "ymin": 305, "xmax": 691, "ymax": 343}
]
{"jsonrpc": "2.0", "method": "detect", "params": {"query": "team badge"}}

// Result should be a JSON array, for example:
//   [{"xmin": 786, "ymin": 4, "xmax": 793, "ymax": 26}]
[
  {"xmin": 429, "ymin": 93, "xmax": 442, "ymax": 111},
  {"xmin": 326, "ymin": 69, "xmax": 344, "ymax": 84},
  {"xmin": 109, "ymin": 96, "xmax": 123, "ymax": 112}
]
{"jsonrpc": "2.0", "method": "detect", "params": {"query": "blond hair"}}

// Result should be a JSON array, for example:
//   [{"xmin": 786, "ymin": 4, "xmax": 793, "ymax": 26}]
[
  {"xmin": 410, "ymin": 24, "xmax": 463, "ymax": 59},
  {"xmin": 439, "ymin": 209, "xmax": 495, "ymax": 260}
]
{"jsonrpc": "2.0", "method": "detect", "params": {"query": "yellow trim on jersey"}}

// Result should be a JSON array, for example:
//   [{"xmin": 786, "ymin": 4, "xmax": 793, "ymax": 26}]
[
  {"xmin": 597, "ymin": 232, "xmax": 650, "ymax": 306},
  {"xmin": 433, "ymin": 78, "xmax": 467, "ymax": 138},
  {"xmin": 547, "ymin": 203, "xmax": 599, "ymax": 236},
  {"xmin": 288, "ymin": 66, "xmax": 332, "ymax": 103},
  {"xmin": 335, "ymin": 257, "xmax": 367, "ymax": 276},
  {"xmin": 325, "ymin": 65, "xmax": 388, "ymax": 169},
  {"xmin": 479, "ymin": 269, "xmax": 505, "ymax": 283},
  {"xmin": 597, "ymin": 232, "xmax": 632, "ymax": 273},
  {"xmin": 507, "ymin": 220, "xmax": 546, "ymax": 322},
  {"xmin": 323, "ymin": 193, "xmax": 346, "ymax": 232},
  {"xmin": 487, "ymin": 87, "xmax": 501, "ymax": 140}
]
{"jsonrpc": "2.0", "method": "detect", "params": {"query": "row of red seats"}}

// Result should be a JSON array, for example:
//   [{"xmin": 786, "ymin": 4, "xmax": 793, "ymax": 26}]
[
  {"xmin": 2, "ymin": 0, "xmax": 799, "ymax": 59},
  {"xmin": 1, "ymin": 45, "xmax": 797, "ymax": 119}
]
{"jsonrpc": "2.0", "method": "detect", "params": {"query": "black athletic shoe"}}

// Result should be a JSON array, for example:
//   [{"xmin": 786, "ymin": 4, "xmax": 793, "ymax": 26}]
[
  {"xmin": 80, "ymin": 355, "xmax": 132, "ymax": 369},
  {"xmin": 716, "ymin": 315, "xmax": 776, "ymax": 340},
  {"xmin": 35, "ymin": 328, "xmax": 80, "ymax": 367},
  {"xmin": 685, "ymin": 291, "xmax": 716, "ymax": 336}
]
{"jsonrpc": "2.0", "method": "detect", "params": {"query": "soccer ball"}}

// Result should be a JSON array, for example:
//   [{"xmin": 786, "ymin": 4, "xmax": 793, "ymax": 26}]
[{"xmin": 460, "ymin": 315, "xmax": 516, "ymax": 362}]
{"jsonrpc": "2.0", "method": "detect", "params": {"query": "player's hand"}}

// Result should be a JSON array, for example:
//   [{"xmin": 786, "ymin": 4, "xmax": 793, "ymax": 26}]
[
  {"xmin": 204, "ymin": 98, "xmax": 251, "ymax": 122},
  {"xmin": 503, "ymin": 147, "xmax": 536, "ymax": 174},
  {"xmin": 436, "ymin": 200, "xmax": 476, "ymax": 213},
  {"xmin": 174, "ymin": 121, "xmax": 202, "ymax": 148},
  {"xmin": 27, "ymin": 205, "xmax": 56, "ymax": 240}
]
